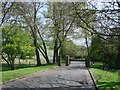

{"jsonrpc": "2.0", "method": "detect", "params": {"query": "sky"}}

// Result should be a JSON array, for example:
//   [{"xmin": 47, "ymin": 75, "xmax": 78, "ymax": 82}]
[{"xmin": 73, "ymin": 39, "xmax": 86, "ymax": 45}]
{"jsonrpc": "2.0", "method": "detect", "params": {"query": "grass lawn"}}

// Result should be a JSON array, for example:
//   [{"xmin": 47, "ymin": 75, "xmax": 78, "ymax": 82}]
[
  {"xmin": 1, "ymin": 63, "xmax": 58, "ymax": 82},
  {"xmin": 89, "ymin": 62, "xmax": 120, "ymax": 90}
]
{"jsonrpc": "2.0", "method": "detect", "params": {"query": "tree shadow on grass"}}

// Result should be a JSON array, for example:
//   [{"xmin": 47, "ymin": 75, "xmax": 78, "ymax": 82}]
[{"xmin": 97, "ymin": 82, "xmax": 119, "ymax": 90}]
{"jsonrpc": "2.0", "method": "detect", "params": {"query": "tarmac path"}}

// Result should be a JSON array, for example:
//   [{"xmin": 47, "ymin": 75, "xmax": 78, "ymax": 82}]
[{"xmin": 2, "ymin": 61, "xmax": 95, "ymax": 90}]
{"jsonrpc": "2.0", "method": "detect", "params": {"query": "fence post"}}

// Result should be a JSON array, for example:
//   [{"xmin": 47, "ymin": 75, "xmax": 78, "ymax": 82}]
[
  {"xmin": 58, "ymin": 56, "xmax": 61, "ymax": 66},
  {"xmin": 66, "ymin": 55, "xmax": 69, "ymax": 66}
]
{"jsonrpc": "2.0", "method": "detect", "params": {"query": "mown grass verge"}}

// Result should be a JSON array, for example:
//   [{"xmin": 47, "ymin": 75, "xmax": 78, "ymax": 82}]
[{"xmin": 89, "ymin": 62, "xmax": 120, "ymax": 90}]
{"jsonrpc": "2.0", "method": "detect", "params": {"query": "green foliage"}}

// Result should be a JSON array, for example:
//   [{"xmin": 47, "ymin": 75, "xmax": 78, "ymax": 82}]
[
  {"xmin": 90, "ymin": 35, "xmax": 118, "ymax": 69},
  {"xmin": 2, "ymin": 25, "xmax": 35, "ymax": 56},
  {"xmin": 60, "ymin": 40, "xmax": 87, "ymax": 58},
  {"xmin": 90, "ymin": 36, "xmax": 102, "ymax": 58},
  {"xmin": 2, "ymin": 25, "xmax": 35, "ymax": 69}
]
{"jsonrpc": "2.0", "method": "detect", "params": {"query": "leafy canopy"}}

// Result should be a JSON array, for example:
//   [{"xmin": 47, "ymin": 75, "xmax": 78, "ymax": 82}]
[{"xmin": 2, "ymin": 25, "xmax": 35, "ymax": 58}]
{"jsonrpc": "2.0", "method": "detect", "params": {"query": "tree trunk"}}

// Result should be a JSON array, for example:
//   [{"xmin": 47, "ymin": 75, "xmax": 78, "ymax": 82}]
[
  {"xmin": 53, "ymin": 39, "xmax": 58, "ymax": 64},
  {"xmin": 11, "ymin": 60, "xmax": 15, "ymax": 70},
  {"xmin": 37, "ymin": 30, "xmax": 50, "ymax": 64},
  {"xmin": 53, "ymin": 45, "xmax": 56, "ymax": 64},
  {"xmin": 56, "ymin": 49, "xmax": 58, "ymax": 63},
  {"xmin": 33, "ymin": 33, "xmax": 41, "ymax": 66},
  {"xmin": 33, "ymin": 32, "xmax": 41, "ymax": 66},
  {"xmin": 33, "ymin": 3, "xmax": 41, "ymax": 66},
  {"xmin": 85, "ymin": 36, "xmax": 90, "ymax": 57},
  {"xmin": 36, "ymin": 47, "xmax": 41, "ymax": 66},
  {"xmin": 59, "ymin": 42, "xmax": 65, "ymax": 59},
  {"xmin": 53, "ymin": 46, "xmax": 59, "ymax": 64},
  {"xmin": 85, "ymin": 36, "xmax": 90, "ymax": 67},
  {"xmin": 45, "ymin": 54, "xmax": 49, "ymax": 64},
  {"xmin": 41, "ymin": 35, "xmax": 49, "ymax": 64},
  {"xmin": 38, "ymin": 47, "xmax": 49, "ymax": 64}
]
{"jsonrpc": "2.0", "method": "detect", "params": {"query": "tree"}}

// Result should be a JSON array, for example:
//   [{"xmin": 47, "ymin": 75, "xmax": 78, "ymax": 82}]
[
  {"xmin": 14, "ymin": 2, "xmax": 42, "ymax": 65},
  {"xmin": 46, "ymin": 2, "xmax": 75, "ymax": 63},
  {"xmin": 71, "ymin": 1, "xmax": 120, "ymax": 68},
  {"xmin": 62, "ymin": 40, "xmax": 79, "ymax": 57},
  {"xmin": 14, "ymin": 2, "xmax": 50, "ymax": 65},
  {"xmin": 90, "ymin": 35, "xmax": 118, "ymax": 69},
  {"xmin": 2, "ymin": 25, "xmax": 35, "ymax": 70}
]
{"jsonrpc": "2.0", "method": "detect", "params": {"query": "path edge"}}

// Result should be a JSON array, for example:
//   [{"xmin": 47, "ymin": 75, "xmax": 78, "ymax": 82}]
[{"xmin": 87, "ymin": 67, "xmax": 98, "ymax": 90}]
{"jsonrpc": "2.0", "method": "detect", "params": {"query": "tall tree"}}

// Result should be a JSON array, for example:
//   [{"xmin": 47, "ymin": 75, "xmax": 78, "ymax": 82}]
[
  {"xmin": 15, "ymin": 2, "xmax": 50, "ymax": 65},
  {"xmin": 46, "ymin": 2, "xmax": 75, "ymax": 63}
]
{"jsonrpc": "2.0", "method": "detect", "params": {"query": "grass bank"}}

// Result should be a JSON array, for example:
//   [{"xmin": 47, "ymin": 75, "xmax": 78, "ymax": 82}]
[
  {"xmin": 89, "ymin": 62, "xmax": 119, "ymax": 89},
  {"xmin": 1, "ymin": 63, "xmax": 57, "ymax": 82}
]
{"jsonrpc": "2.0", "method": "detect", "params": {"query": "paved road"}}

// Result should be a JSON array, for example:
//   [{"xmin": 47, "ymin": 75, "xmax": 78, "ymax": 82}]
[{"xmin": 2, "ymin": 61, "xmax": 95, "ymax": 90}]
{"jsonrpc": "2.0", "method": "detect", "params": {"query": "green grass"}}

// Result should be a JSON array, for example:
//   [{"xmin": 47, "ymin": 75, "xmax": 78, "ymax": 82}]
[
  {"xmin": 70, "ymin": 58, "xmax": 85, "ymax": 60},
  {"xmin": 75, "ymin": 58, "xmax": 85, "ymax": 60},
  {"xmin": 89, "ymin": 62, "xmax": 120, "ymax": 90},
  {"xmin": 2, "ymin": 63, "xmax": 37, "ymax": 71},
  {"xmin": 2, "ymin": 63, "xmax": 57, "ymax": 82}
]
